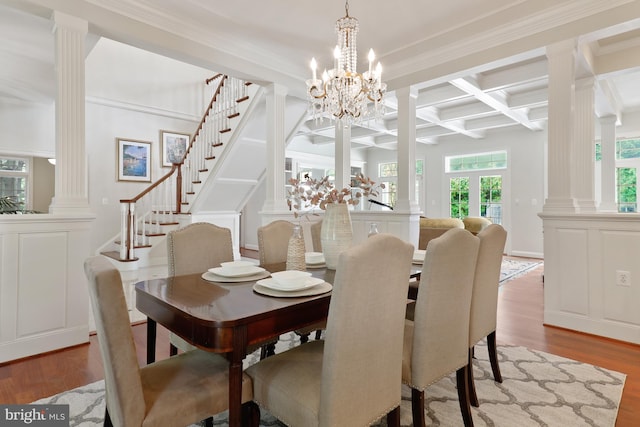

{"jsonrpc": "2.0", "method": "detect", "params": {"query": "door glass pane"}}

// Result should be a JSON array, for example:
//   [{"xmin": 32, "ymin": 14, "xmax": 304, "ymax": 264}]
[
  {"xmin": 480, "ymin": 175, "xmax": 502, "ymax": 224},
  {"xmin": 617, "ymin": 167, "xmax": 636, "ymax": 212},
  {"xmin": 449, "ymin": 177, "xmax": 469, "ymax": 219}
]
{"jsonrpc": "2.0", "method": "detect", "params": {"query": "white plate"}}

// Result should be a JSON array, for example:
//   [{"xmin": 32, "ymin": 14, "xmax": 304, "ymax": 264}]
[
  {"xmin": 208, "ymin": 265, "xmax": 265, "ymax": 278},
  {"xmin": 306, "ymin": 262, "xmax": 326, "ymax": 269},
  {"xmin": 253, "ymin": 281, "xmax": 332, "ymax": 298},
  {"xmin": 257, "ymin": 277, "xmax": 325, "ymax": 292},
  {"xmin": 305, "ymin": 252, "xmax": 325, "ymax": 265},
  {"xmin": 201, "ymin": 270, "xmax": 271, "ymax": 283},
  {"xmin": 413, "ymin": 250, "xmax": 426, "ymax": 264}
]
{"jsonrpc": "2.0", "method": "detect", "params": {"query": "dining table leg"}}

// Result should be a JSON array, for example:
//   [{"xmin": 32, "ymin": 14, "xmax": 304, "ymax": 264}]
[
  {"xmin": 146, "ymin": 318, "xmax": 157, "ymax": 364},
  {"xmin": 228, "ymin": 325, "xmax": 248, "ymax": 427}
]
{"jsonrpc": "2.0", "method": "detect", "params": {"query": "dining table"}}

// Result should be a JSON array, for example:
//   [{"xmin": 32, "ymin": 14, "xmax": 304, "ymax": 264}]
[{"xmin": 135, "ymin": 264, "xmax": 422, "ymax": 427}]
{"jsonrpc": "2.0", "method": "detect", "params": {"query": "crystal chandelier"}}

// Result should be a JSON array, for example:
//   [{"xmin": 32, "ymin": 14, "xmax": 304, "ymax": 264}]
[{"xmin": 306, "ymin": 0, "xmax": 386, "ymax": 125}]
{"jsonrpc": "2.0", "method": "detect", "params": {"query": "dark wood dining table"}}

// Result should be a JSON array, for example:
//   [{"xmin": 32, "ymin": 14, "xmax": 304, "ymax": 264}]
[{"xmin": 135, "ymin": 265, "xmax": 422, "ymax": 427}]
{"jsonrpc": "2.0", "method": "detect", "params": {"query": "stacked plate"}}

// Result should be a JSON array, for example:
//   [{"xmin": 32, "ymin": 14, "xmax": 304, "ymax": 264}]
[
  {"xmin": 254, "ymin": 270, "xmax": 331, "ymax": 297},
  {"xmin": 305, "ymin": 252, "xmax": 326, "ymax": 268},
  {"xmin": 203, "ymin": 260, "xmax": 269, "ymax": 282},
  {"xmin": 413, "ymin": 249, "xmax": 426, "ymax": 265}
]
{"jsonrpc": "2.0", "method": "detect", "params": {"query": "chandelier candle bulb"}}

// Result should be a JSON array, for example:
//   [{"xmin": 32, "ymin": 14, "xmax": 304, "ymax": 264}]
[
  {"xmin": 310, "ymin": 58, "xmax": 317, "ymax": 81},
  {"xmin": 368, "ymin": 48, "xmax": 375, "ymax": 75}
]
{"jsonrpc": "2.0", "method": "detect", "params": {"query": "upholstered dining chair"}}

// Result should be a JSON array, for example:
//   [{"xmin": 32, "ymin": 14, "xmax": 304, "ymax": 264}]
[
  {"xmin": 257, "ymin": 219, "xmax": 324, "ymax": 343},
  {"xmin": 246, "ymin": 234, "xmax": 414, "ymax": 427},
  {"xmin": 166, "ymin": 222, "xmax": 234, "ymax": 356},
  {"xmin": 310, "ymin": 219, "xmax": 323, "ymax": 251},
  {"xmin": 257, "ymin": 220, "xmax": 293, "ymax": 273},
  {"xmin": 84, "ymin": 256, "xmax": 257, "ymax": 427},
  {"xmin": 403, "ymin": 228, "xmax": 480, "ymax": 427},
  {"xmin": 467, "ymin": 224, "xmax": 507, "ymax": 407}
]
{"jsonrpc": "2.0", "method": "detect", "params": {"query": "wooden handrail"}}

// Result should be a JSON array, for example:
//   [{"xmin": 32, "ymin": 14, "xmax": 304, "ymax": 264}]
[
  {"xmin": 119, "ymin": 164, "xmax": 179, "ymax": 204},
  {"xmin": 188, "ymin": 75, "xmax": 228, "ymax": 157}
]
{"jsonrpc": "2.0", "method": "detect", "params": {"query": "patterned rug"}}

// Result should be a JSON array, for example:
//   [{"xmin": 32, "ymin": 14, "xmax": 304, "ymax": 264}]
[
  {"xmin": 35, "ymin": 332, "xmax": 624, "ymax": 427},
  {"xmin": 500, "ymin": 258, "xmax": 542, "ymax": 284}
]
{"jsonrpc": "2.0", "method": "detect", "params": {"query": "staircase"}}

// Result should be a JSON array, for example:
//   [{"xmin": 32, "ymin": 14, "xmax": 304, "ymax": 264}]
[{"xmin": 99, "ymin": 74, "xmax": 263, "ymax": 270}]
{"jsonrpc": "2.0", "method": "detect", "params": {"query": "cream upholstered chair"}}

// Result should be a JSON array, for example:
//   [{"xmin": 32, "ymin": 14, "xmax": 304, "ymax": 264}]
[
  {"xmin": 310, "ymin": 219, "xmax": 323, "ymax": 251},
  {"xmin": 84, "ymin": 256, "xmax": 256, "ymax": 427},
  {"xmin": 166, "ymin": 222, "xmax": 234, "ymax": 356},
  {"xmin": 403, "ymin": 228, "xmax": 480, "ymax": 427},
  {"xmin": 246, "ymin": 234, "xmax": 414, "ymax": 427},
  {"xmin": 467, "ymin": 224, "xmax": 507, "ymax": 407},
  {"xmin": 258, "ymin": 220, "xmax": 324, "ymax": 343},
  {"xmin": 257, "ymin": 220, "xmax": 293, "ymax": 273}
]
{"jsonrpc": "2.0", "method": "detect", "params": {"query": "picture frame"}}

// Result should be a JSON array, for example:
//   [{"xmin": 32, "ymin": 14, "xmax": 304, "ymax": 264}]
[
  {"xmin": 160, "ymin": 130, "xmax": 190, "ymax": 167},
  {"xmin": 116, "ymin": 138, "xmax": 152, "ymax": 182}
]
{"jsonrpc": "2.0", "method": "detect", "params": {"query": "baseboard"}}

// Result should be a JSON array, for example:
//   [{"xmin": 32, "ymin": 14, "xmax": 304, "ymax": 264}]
[{"xmin": 510, "ymin": 250, "xmax": 543, "ymax": 259}]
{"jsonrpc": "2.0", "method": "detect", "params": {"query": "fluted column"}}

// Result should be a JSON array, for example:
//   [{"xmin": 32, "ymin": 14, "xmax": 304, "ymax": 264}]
[
  {"xmin": 261, "ymin": 83, "xmax": 289, "ymax": 213},
  {"xmin": 599, "ymin": 115, "xmax": 618, "ymax": 212},
  {"xmin": 395, "ymin": 86, "xmax": 421, "ymax": 213},
  {"xmin": 572, "ymin": 76, "xmax": 597, "ymax": 212},
  {"xmin": 334, "ymin": 124, "xmax": 351, "ymax": 190},
  {"xmin": 543, "ymin": 39, "xmax": 578, "ymax": 213},
  {"xmin": 49, "ymin": 12, "xmax": 90, "ymax": 214}
]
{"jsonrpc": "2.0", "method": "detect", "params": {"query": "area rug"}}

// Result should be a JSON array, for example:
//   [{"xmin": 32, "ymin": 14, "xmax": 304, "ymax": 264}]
[
  {"xmin": 500, "ymin": 258, "xmax": 543, "ymax": 284},
  {"xmin": 34, "ymin": 332, "xmax": 624, "ymax": 427}
]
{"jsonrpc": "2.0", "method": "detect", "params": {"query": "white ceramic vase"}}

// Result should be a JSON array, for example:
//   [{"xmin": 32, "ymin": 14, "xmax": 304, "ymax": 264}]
[{"xmin": 320, "ymin": 203, "xmax": 353, "ymax": 270}]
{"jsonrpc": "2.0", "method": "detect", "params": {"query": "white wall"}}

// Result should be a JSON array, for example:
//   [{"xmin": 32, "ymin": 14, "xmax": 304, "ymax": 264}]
[{"xmin": 0, "ymin": 97, "xmax": 54, "ymax": 157}]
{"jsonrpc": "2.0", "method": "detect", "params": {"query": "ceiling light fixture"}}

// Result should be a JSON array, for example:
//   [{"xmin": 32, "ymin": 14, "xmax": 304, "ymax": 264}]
[{"xmin": 306, "ymin": 0, "xmax": 386, "ymax": 125}]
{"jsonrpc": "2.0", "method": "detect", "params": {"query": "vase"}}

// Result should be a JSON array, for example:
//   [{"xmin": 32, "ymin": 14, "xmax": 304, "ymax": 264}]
[
  {"xmin": 286, "ymin": 224, "xmax": 306, "ymax": 271},
  {"xmin": 320, "ymin": 203, "xmax": 353, "ymax": 270}
]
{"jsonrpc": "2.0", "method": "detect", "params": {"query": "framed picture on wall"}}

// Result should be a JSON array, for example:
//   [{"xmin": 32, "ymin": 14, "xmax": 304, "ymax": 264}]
[
  {"xmin": 117, "ymin": 138, "xmax": 152, "ymax": 182},
  {"xmin": 161, "ymin": 130, "xmax": 190, "ymax": 167}
]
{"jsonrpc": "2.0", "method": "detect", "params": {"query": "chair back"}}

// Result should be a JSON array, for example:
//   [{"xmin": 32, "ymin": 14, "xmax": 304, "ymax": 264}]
[
  {"xmin": 469, "ymin": 224, "xmax": 507, "ymax": 346},
  {"xmin": 84, "ymin": 256, "xmax": 145, "ymax": 427},
  {"xmin": 319, "ymin": 233, "xmax": 413, "ymax": 426},
  {"xmin": 310, "ymin": 220, "xmax": 323, "ymax": 252},
  {"xmin": 257, "ymin": 220, "xmax": 294, "ymax": 272},
  {"xmin": 167, "ymin": 222, "xmax": 234, "ymax": 276},
  {"xmin": 410, "ymin": 228, "xmax": 479, "ymax": 388}
]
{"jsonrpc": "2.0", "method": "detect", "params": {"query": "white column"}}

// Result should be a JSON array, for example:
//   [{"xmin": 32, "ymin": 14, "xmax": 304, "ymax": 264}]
[
  {"xmin": 572, "ymin": 77, "xmax": 597, "ymax": 212},
  {"xmin": 395, "ymin": 86, "xmax": 421, "ymax": 213},
  {"xmin": 334, "ymin": 123, "xmax": 351, "ymax": 190},
  {"xmin": 261, "ymin": 84, "xmax": 289, "ymax": 213},
  {"xmin": 599, "ymin": 115, "xmax": 618, "ymax": 212},
  {"xmin": 543, "ymin": 39, "xmax": 578, "ymax": 213},
  {"xmin": 49, "ymin": 12, "xmax": 90, "ymax": 214}
]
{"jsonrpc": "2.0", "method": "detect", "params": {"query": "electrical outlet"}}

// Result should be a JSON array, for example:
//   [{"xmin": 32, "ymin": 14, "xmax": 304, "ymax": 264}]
[{"xmin": 616, "ymin": 270, "xmax": 631, "ymax": 287}]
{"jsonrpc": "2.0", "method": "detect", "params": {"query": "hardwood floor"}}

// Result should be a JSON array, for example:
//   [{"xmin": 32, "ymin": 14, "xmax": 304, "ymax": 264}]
[{"xmin": 1, "ymin": 257, "xmax": 638, "ymax": 426}]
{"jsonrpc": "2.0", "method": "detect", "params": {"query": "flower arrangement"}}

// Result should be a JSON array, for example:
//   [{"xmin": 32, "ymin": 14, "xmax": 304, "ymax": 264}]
[{"xmin": 287, "ymin": 173, "xmax": 385, "ymax": 218}]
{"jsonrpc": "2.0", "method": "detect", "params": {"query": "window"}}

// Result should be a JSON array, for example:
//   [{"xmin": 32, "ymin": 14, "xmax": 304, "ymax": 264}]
[
  {"xmin": 377, "ymin": 160, "xmax": 423, "ymax": 209},
  {"xmin": 617, "ymin": 167, "xmax": 636, "ymax": 212},
  {"xmin": 0, "ymin": 156, "xmax": 29, "ymax": 210},
  {"xmin": 445, "ymin": 151, "xmax": 507, "ymax": 172},
  {"xmin": 480, "ymin": 175, "xmax": 502, "ymax": 224},
  {"xmin": 450, "ymin": 177, "xmax": 469, "ymax": 219}
]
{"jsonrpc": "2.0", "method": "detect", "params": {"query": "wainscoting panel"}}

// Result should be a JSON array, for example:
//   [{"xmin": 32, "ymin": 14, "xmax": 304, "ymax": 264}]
[
  {"xmin": 600, "ymin": 229, "xmax": 640, "ymax": 325},
  {"xmin": 541, "ymin": 213, "xmax": 640, "ymax": 345},
  {"xmin": 17, "ymin": 232, "xmax": 67, "ymax": 337},
  {"xmin": 555, "ymin": 227, "xmax": 589, "ymax": 315},
  {"xmin": 0, "ymin": 214, "xmax": 94, "ymax": 363}
]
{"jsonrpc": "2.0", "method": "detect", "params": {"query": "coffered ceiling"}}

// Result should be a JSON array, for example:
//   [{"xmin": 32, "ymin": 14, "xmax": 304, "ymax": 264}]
[{"xmin": 2, "ymin": 0, "xmax": 640, "ymax": 154}]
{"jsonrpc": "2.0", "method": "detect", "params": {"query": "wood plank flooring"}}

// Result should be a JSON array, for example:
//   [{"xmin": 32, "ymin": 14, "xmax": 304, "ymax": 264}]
[{"xmin": 1, "ymin": 257, "xmax": 638, "ymax": 426}]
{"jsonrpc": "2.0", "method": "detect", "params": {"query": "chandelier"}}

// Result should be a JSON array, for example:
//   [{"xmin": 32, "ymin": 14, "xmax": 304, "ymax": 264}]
[{"xmin": 306, "ymin": 0, "xmax": 386, "ymax": 125}]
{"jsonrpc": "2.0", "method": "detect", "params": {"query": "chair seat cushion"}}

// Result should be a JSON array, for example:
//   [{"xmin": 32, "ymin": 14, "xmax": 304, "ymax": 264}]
[
  {"xmin": 140, "ymin": 350, "xmax": 253, "ymax": 427},
  {"xmin": 246, "ymin": 340, "xmax": 324, "ymax": 427}
]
